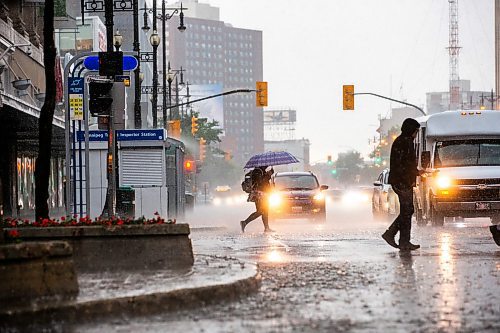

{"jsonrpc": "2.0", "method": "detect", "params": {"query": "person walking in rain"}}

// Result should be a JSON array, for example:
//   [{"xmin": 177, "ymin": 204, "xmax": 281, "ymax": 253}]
[
  {"xmin": 382, "ymin": 118, "xmax": 422, "ymax": 251},
  {"xmin": 240, "ymin": 166, "xmax": 274, "ymax": 233}
]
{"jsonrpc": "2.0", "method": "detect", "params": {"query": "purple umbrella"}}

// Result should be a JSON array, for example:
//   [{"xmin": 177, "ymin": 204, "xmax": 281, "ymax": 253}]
[{"xmin": 244, "ymin": 151, "xmax": 299, "ymax": 169}]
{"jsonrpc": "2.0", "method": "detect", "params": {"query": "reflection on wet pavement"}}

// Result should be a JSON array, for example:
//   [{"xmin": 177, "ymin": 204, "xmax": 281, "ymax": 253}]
[{"xmin": 69, "ymin": 201, "xmax": 500, "ymax": 332}]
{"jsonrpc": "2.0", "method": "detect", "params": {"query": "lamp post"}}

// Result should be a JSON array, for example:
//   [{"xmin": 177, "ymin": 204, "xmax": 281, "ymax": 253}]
[
  {"xmin": 158, "ymin": 1, "xmax": 186, "ymax": 126},
  {"xmin": 113, "ymin": 30, "xmax": 123, "ymax": 51},
  {"xmin": 143, "ymin": 1, "xmax": 186, "ymax": 128},
  {"xmin": 149, "ymin": 30, "xmax": 160, "ymax": 128},
  {"xmin": 166, "ymin": 63, "xmax": 185, "ymax": 121}
]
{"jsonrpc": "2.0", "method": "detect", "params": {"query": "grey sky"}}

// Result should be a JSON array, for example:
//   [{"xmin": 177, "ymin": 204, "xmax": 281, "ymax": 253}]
[{"xmin": 207, "ymin": 0, "xmax": 494, "ymax": 163}]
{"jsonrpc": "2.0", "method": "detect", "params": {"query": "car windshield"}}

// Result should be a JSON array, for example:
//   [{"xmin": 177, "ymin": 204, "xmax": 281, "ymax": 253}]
[
  {"xmin": 274, "ymin": 175, "xmax": 319, "ymax": 190},
  {"xmin": 435, "ymin": 139, "xmax": 500, "ymax": 167}
]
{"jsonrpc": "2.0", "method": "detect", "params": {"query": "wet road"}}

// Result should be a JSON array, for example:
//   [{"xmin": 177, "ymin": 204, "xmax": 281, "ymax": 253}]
[{"xmin": 78, "ymin": 199, "xmax": 499, "ymax": 332}]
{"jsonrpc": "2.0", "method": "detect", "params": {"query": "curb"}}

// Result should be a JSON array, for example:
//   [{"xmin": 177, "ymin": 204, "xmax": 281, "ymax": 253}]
[
  {"xmin": 0, "ymin": 257, "xmax": 261, "ymax": 326},
  {"xmin": 190, "ymin": 226, "xmax": 227, "ymax": 232}
]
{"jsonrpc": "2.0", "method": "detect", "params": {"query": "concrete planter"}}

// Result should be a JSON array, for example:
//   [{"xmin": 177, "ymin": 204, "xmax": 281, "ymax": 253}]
[
  {"xmin": 0, "ymin": 241, "xmax": 78, "ymax": 307},
  {"xmin": 3, "ymin": 224, "xmax": 194, "ymax": 273}
]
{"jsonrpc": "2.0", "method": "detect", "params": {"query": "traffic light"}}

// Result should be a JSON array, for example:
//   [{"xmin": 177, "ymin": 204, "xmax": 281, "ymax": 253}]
[
  {"xmin": 184, "ymin": 160, "xmax": 195, "ymax": 173},
  {"xmin": 199, "ymin": 137, "xmax": 207, "ymax": 162},
  {"xmin": 375, "ymin": 148, "xmax": 382, "ymax": 165},
  {"xmin": 327, "ymin": 155, "xmax": 333, "ymax": 165},
  {"xmin": 191, "ymin": 116, "xmax": 199, "ymax": 136},
  {"xmin": 343, "ymin": 85, "xmax": 354, "ymax": 110},
  {"xmin": 331, "ymin": 168, "xmax": 337, "ymax": 176},
  {"xmin": 167, "ymin": 120, "xmax": 181, "ymax": 139},
  {"xmin": 256, "ymin": 81, "xmax": 268, "ymax": 107},
  {"xmin": 89, "ymin": 80, "xmax": 114, "ymax": 117}
]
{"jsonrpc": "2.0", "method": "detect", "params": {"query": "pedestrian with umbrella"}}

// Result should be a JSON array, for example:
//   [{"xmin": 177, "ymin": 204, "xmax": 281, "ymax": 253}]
[{"xmin": 240, "ymin": 151, "xmax": 299, "ymax": 233}]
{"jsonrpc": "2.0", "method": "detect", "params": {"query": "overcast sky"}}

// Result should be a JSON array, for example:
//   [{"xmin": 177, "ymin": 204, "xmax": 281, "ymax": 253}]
[{"xmin": 206, "ymin": 0, "xmax": 494, "ymax": 163}]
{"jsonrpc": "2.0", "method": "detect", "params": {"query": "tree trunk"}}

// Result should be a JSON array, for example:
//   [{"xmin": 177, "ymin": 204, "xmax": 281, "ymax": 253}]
[{"xmin": 34, "ymin": 0, "xmax": 56, "ymax": 221}]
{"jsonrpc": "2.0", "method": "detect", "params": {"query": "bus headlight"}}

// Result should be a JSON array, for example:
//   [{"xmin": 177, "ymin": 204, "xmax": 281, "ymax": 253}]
[
  {"xmin": 436, "ymin": 175, "xmax": 452, "ymax": 189},
  {"xmin": 268, "ymin": 193, "xmax": 282, "ymax": 207}
]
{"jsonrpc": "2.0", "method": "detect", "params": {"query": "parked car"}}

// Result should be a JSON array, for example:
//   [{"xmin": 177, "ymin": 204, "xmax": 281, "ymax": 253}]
[
  {"xmin": 372, "ymin": 169, "xmax": 399, "ymax": 220},
  {"xmin": 268, "ymin": 171, "xmax": 328, "ymax": 222}
]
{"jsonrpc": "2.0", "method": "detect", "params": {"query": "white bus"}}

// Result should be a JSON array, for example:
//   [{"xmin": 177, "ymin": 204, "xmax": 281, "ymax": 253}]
[{"xmin": 414, "ymin": 110, "xmax": 500, "ymax": 226}]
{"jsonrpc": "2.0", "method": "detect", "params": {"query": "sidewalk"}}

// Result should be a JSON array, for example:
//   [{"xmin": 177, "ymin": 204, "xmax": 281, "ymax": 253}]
[{"xmin": 0, "ymin": 255, "xmax": 260, "ymax": 327}]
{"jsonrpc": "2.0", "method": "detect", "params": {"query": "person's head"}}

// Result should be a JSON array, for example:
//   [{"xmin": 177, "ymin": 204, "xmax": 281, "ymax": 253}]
[{"xmin": 401, "ymin": 118, "xmax": 420, "ymax": 138}]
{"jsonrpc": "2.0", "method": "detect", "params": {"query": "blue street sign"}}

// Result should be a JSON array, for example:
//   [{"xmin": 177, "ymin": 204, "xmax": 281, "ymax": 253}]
[
  {"xmin": 68, "ymin": 77, "xmax": 84, "ymax": 94},
  {"xmin": 77, "ymin": 129, "xmax": 166, "ymax": 142},
  {"xmin": 83, "ymin": 55, "xmax": 139, "ymax": 72}
]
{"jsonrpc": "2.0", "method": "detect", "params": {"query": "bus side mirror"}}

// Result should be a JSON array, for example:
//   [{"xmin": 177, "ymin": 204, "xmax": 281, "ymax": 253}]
[{"xmin": 421, "ymin": 151, "xmax": 431, "ymax": 169}]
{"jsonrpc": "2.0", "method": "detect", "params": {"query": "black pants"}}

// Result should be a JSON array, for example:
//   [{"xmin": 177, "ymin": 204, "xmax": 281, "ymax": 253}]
[
  {"xmin": 389, "ymin": 185, "xmax": 414, "ymax": 245},
  {"xmin": 243, "ymin": 199, "xmax": 269, "ymax": 229}
]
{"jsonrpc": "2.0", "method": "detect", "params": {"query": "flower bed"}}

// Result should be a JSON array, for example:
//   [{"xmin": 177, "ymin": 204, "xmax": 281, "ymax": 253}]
[
  {"xmin": 1, "ymin": 212, "xmax": 174, "ymax": 230},
  {"xmin": 1, "ymin": 214, "xmax": 193, "ymax": 273}
]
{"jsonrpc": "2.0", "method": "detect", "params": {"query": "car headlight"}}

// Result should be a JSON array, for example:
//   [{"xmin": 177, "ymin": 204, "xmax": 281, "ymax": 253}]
[
  {"xmin": 268, "ymin": 192, "xmax": 282, "ymax": 207},
  {"xmin": 436, "ymin": 175, "xmax": 452, "ymax": 189},
  {"xmin": 313, "ymin": 192, "xmax": 325, "ymax": 201}
]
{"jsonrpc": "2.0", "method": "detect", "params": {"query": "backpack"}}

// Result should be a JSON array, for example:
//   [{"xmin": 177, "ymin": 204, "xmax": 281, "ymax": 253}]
[
  {"xmin": 241, "ymin": 168, "xmax": 264, "ymax": 193},
  {"xmin": 241, "ymin": 171, "xmax": 254, "ymax": 193}
]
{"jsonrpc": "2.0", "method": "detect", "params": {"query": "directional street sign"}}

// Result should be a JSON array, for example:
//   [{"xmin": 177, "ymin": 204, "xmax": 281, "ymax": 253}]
[
  {"xmin": 76, "ymin": 129, "xmax": 166, "ymax": 142},
  {"xmin": 83, "ymin": 55, "xmax": 139, "ymax": 72},
  {"xmin": 68, "ymin": 77, "xmax": 85, "ymax": 120}
]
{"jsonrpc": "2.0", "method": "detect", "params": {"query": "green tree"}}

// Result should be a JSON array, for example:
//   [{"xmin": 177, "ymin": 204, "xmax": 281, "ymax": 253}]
[{"xmin": 335, "ymin": 150, "xmax": 364, "ymax": 185}]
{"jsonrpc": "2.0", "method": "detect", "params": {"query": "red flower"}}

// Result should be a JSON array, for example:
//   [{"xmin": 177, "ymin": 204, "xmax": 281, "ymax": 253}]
[
  {"xmin": 117, "ymin": 219, "xmax": 124, "ymax": 225},
  {"xmin": 8, "ymin": 229, "xmax": 20, "ymax": 238},
  {"xmin": 61, "ymin": 216, "xmax": 66, "ymax": 221}
]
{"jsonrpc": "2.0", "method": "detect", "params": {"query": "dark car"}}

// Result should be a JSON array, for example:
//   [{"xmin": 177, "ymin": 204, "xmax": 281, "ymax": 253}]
[
  {"xmin": 372, "ymin": 169, "xmax": 399, "ymax": 220},
  {"xmin": 268, "ymin": 172, "xmax": 328, "ymax": 222}
]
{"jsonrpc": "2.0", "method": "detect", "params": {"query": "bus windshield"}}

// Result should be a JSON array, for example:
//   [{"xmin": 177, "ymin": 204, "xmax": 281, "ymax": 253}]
[{"xmin": 434, "ymin": 139, "xmax": 500, "ymax": 167}]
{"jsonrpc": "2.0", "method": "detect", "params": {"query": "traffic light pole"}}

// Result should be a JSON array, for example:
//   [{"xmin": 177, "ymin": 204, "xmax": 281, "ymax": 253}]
[
  {"xmin": 164, "ymin": 89, "xmax": 256, "ymax": 110},
  {"xmin": 105, "ymin": 0, "xmax": 116, "ymax": 218},
  {"xmin": 353, "ymin": 92, "xmax": 426, "ymax": 116}
]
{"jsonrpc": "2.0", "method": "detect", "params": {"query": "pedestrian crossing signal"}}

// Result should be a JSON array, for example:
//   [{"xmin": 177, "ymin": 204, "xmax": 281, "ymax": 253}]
[{"xmin": 343, "ymin": 85, "xmax": 354, "ymax": 110}]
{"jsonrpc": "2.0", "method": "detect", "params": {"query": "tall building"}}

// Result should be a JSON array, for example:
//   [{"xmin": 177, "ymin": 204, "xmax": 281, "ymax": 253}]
[{"xmin": 167, "ymin": 0, "xmax": 264, "ymax": 163}]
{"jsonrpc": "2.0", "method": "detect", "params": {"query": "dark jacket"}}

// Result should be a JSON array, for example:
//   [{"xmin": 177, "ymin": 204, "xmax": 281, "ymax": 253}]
[
  {"xmin": 388, "ymin": 118, "xmax": 420, "ymax": 189},
  {"xmin": 251, "ymin": 167, "xmax": 273, "ymax": 192}
]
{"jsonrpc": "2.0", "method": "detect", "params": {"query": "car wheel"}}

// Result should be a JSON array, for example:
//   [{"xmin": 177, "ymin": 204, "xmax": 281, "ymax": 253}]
[
  {"xmin": 430, "ymin": 204, "xmax": 444, "ymax": 227},
  {"xmin": 491, "ymin": 216, "xmax": 500, "ymax": 224}
]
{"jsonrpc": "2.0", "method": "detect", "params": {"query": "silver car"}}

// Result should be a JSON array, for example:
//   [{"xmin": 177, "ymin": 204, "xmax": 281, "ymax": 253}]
[{"xmin": 372, "ymin": 169, "xmax": 399, "ymax": 220}]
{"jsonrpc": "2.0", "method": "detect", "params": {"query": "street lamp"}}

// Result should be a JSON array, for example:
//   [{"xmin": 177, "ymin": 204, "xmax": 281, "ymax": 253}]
[
  {"xmin": 113, "ymin": 30, "xmax": 123, "ymax": 51},
  {"xmin": 149, "ymin": 30, "xmax": 160, "ymax": 128},
  {"xmin": 158, "ymin": 1, "xmax": 187, "ymax": 127},
  {"xmin": 142, "ymin": 4, "xmax": 150, "ymax": 32},
  {"xmin": 166, "ymin": 62, "xmax": 185, "ymax": 121}
]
